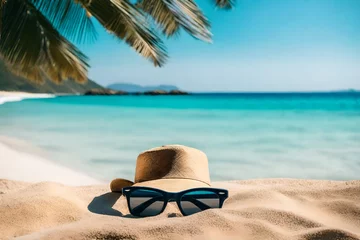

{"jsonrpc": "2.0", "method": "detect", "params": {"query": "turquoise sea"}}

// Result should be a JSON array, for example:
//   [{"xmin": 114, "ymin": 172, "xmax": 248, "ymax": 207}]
[{"xmin": 1, "ymin": 92, "xmax": 360, "ymax": 182}]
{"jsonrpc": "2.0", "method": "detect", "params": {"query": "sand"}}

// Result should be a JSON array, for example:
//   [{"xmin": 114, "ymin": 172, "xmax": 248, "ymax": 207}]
[
  {"xmin": 0, "ymin": 136, "xmax": 102, "ymax": 186},
  {"xmin": 0, "ymin": 133, "xmax": 359, "ymax": 239},
  {"xmin": 0, "ymin": 91, "xmax": 54, "ymax": 105},
  {"xmin": 0, "ymin": 179, "xmax": 358, "ymax": 240}
]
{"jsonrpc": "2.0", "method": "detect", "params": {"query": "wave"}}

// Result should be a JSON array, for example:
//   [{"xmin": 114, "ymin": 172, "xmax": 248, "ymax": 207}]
[{"xmin": 0, "ymin": 93, "xmax": 55, "ymax": 105}]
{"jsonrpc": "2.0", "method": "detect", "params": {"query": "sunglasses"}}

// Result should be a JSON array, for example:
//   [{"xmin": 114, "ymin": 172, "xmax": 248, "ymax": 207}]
[{"xmin": 122, "ymin": 186, "xmax": 228, "ymax": 217}]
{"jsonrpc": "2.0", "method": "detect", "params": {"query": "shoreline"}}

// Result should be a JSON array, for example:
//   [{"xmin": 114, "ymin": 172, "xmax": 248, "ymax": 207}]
[
  {"xmin": 0, "ymin": 135, "xmax": 102, "ymax": 186},
  {"xmin": 0, "ymin": 91, "xmax": 55, "ymax": 105}
]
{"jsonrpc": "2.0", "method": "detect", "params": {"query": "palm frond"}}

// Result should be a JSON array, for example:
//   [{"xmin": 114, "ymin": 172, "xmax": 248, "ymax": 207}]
[
  {"xmin": 0, "ymin": 0, "xmax": 89, "ymax": 83},
  {"xmin": 1, "ymin": 1, "xmax": 43, "ymax": 78},
  {"xmin": 138, "ymin": 0, "xmax": 211, "ymax": 42},
  {"xmin": 176, "ymin": 0, "xmax": 212, "ymax": 41},
  {"xmin": 5, "ymin": 63, "xmax": 46, "ymax": 84},
  {"xmin": 212, "ymin": 0, "xmax": 235, "ymax": 10},
  {"xmin": 30, "ymin": 0, "xmax": 97, "ymax": 43},
  {"xmin": 38, "ymin": 6, "xmax": 89, "ymax": 83},
  {"xmin": 0, "ymin": 0, "xmax": 4, "ymax": 39},
  {"xmin": 81, "ymin": 0, "xmax": 167, "ymax": 66},
  {"xmin": 137, "ymin": 0, "xmax": 180, "ymax": 37}
]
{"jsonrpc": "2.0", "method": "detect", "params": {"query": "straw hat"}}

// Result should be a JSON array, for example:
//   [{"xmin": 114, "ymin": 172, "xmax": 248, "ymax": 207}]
[{"xmin": 110, "ymin": 145, "xmax": 211, "ymax": 192}]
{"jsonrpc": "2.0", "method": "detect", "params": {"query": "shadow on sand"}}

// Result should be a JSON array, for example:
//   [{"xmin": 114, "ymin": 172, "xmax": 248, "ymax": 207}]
[
  {"xmin": 87, "ymin": 192, "xmax": 135, "ymax": 218},
  {"xmin": 88, "ymin": 192, "xmax": 181, "ymax": 218}
]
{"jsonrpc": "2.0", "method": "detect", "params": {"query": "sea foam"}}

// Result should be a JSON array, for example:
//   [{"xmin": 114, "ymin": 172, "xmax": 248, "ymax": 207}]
[{"xmin": 0, "ymin": 94, "xmax": 55, "ymax": 105}]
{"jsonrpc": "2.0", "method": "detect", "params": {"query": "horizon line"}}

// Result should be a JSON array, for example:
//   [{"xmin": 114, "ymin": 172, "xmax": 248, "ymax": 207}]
[{"xmin": 185, "ymin": 89, "xmax": 360, "ymax": 94}]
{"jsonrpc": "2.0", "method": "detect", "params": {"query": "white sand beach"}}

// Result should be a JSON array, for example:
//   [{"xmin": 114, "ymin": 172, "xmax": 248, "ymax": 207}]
[
  {"xmin": 0, "ymin": 178, "xmax": 359, "ymax": 240},
  {"xmin": 1, "ymin": 0, "xmax": 359, "ymax": 238},
  {"xmin": 0, "ymin": 91, "xmax": 54, "ymax": 105},
  {"xmin": 0, "ymin": 136, "xmax": 359, "ymax": 239},
  {"xmin": 1, "ymin": 92, "xmax": 360, "ymax": 239},
  {"xmin": 0, "ymin": 136, "xmax": 101, "ymax": 186}
]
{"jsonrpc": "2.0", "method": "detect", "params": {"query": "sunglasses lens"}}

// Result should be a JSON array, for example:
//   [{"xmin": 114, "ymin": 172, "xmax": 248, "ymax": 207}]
[
  {"xmin": 180, "ymin": 190, "xmax": 220, "ymax": 216},
  {"xmin": 129, "ymin": 189, "xmax": 165, "ymax": 217}
]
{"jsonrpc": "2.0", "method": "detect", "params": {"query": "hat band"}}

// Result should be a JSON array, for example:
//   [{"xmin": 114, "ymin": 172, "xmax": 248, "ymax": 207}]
[{"xmin": 136, "ymin": 177, "xmax": 211, "ymax": 186}]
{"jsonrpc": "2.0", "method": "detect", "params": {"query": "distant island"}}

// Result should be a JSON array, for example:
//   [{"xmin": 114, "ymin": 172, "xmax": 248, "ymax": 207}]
[
  {"xmin": 83, "ymin": 82, "xmax": 189, "ymax": 96},
  {"xmin": 84, "ymin": 88, "xmax": 189, "ymax": 96},
  {"xmin": 107, "ymin": 83, "xmax": 179, "ymax": 92},
  {"xmin": 1, "ymin": 60, "xmax": 188, "ymax": 97},
  {"xmin": 1, "ymin": 62, "xmax": 189, "ymax": 95},
  {"xmin": 335, "ymin": 89, "xmax": 359, "ymax": 93}
]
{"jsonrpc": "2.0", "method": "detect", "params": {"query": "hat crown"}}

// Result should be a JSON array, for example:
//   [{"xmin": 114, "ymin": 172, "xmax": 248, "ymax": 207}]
[{"xmin": 134, "ymin": 145, "xmax": 211, "ymax": 185}]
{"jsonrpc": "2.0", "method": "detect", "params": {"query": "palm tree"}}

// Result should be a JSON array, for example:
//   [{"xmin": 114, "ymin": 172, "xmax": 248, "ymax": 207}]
[{"xmin": 0, "ymin": 0, "xmax": 234, "ymax": 84}]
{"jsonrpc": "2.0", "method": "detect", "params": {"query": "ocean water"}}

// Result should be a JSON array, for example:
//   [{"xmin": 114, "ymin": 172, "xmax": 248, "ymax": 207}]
[{"xmin": 1, "ymin": 93, "xmax": 360, "ymax": 182}]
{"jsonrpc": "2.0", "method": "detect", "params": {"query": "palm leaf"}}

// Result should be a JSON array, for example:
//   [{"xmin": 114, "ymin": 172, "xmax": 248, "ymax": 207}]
[
  {"xmin": 37, "ymin": 6, "xmax": 89, "ymax": 83},
  {"xmin": 81, "ymin": 0, "xmax": 167, "ymax": 66},
  {"xmin": 4, "ymin": 63, "xmax": 46, "ymax": 84},
  {"xmin": 212, "ymin": 0, "xmax": 235, "ymax": 9},
  {"xmin": 137, "ymin": 0, "xmax": 180, "ymax": 37},
  {"xmin": 0, "ymin": 0, "xmax": 4, "ymax": 39},
  {"xmin": 138, "ymin": 0, "xmax": 211, "ymax": 42},
  {"xmin": 1, "ymin": 1, "xmax": 43, "ymax": 76},
  {"xmin": 0, "ymin": 0, "xmax": 89, "ymax": 83},
  {"xmin": 29, "ymin": 0, "xmax": 97, "ymax": 44}
]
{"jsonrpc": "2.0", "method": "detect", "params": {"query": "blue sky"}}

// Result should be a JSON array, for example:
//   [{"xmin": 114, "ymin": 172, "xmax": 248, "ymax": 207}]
[{"xmin": 80, "ymin": 0, "xmax": 360, "ymax": 92}]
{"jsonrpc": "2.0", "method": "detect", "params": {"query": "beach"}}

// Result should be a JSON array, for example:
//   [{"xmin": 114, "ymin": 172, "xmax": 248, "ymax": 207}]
[
  {"xmin": 1, "ymin": 133, "xmax": 360, "ymax": 240},
  {"xmin": 1, "ymin": 94, "xmax": 360, "ymax": 239},
  {"xmin": 1, "ymin": 0, "xmax": 359, "ymax": 238},
  {"xmin": 1, "ymin": 177, "xmax": 359, "ymax": 239},
  {"xmin": 0, "ymin": 136, "xmax": 101, "ymax": 185}
]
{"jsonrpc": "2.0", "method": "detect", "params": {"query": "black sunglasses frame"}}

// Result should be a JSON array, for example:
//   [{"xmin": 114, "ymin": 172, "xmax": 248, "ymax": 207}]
[{"xmin": 122, "ymin": 186, "xmax": 228, "ymax": 217}]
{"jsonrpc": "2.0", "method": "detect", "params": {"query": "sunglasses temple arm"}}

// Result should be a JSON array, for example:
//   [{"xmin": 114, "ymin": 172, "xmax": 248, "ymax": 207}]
[{"xmin": 131, "ymin": 196, "xmax": 164, "ymax": 215}]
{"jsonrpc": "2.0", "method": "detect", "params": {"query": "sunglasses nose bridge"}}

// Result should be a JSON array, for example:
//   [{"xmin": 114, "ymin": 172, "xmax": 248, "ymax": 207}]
[{"xmin": 166, "ymin": 192, "xmax": 179, "ymax": 202}]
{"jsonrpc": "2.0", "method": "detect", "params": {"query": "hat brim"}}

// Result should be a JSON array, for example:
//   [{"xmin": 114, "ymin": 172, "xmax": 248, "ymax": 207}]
[
  {"xmin": 134, "ymin": 179, "xmax": 210, "ymax": 192},
  {"xmin": 110, "ymin": 178, "xmax": 134, "ymax": 192},
  {"xmin": 110, "ymin": 178, "xmax": 210, "ymax": 193}
]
